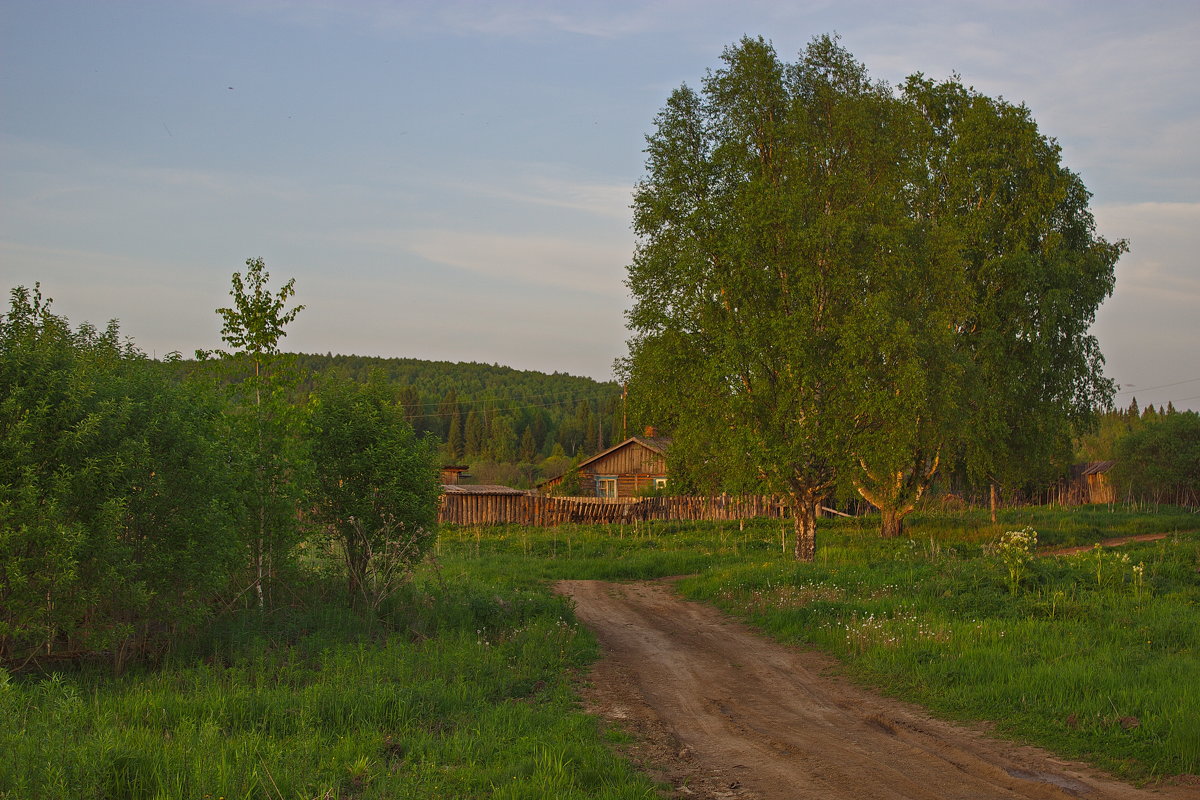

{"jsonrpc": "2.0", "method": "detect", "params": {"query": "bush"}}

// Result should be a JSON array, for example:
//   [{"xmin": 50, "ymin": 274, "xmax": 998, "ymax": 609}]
[
  {"xmin": 307, "ymin": 374, "xmax": 442, "ymax": 610},
  {"xmin": 0, "ymin": 286, "xmax": 239, "ymax": 668}
]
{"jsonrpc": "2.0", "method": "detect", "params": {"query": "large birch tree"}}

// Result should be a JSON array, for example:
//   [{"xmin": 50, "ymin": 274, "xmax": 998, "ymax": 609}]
[{"xmin": 624, "ymin": 35, "xmax": 1121, "ymax": 555}]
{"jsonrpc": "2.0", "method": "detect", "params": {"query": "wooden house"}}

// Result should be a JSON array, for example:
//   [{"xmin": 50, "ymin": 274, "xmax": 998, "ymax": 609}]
[{"xmin": 540, "ymin": 427, "xmax": 670, "ymax": 498}]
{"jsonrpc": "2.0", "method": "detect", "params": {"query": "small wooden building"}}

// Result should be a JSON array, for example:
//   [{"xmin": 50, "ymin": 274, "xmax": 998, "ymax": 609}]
[
  {"xmin": 440, "ymin": 466, "xmax": 470, "ymax": 485},
  {"xmin": 1062, "ymin": 460, "xmax": 1117, "ymax": 505},
  {"xmin": 439, "ymin": 483, "xmax": 530, "ymax": 524},
  {"xmin": 1078, "ymin": 460, "xmax": 1116, "ymax": 504},
  {"xmin": 540, "ymin": 428, "xmax": 670, "ymax": 498}
]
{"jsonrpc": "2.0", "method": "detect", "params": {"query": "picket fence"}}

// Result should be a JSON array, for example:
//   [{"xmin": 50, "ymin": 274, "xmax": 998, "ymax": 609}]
[{"xmin": 438, "ymin": 492, "xmax": 794, "ymax": 527}]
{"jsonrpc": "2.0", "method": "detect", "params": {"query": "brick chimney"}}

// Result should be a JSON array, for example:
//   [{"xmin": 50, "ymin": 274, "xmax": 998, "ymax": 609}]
[{"xmin": 644, "ymin": 426, "xmax": 657, "ymax": 437}]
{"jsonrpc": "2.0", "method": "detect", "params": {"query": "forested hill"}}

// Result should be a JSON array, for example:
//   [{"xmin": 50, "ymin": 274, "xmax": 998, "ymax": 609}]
[{"xmin": 287, "ymin": 353, "xmax": 625, "ymax": 465}]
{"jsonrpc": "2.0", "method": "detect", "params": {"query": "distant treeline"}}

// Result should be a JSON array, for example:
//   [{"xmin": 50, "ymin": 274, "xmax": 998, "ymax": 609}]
[
  {"xmin": 1075, "ymin": 399, "xmax": 1200, "ymax": 507},
  {"xmin": 171, "ymin": 352, "xmax": 627, "ymax": 486}
]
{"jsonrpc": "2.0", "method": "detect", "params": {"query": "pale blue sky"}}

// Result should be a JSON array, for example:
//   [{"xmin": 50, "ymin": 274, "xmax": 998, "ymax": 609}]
[{"xmin": 2, "ymin": 1, "xmax": 1198, "ymax": 409}]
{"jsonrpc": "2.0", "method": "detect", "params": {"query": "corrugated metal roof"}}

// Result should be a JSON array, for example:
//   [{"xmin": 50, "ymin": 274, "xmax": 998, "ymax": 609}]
[
  {"xmin": 441, "ymin": 484, "xmax": 528, "ymax": 495},
  {"xmin": 1080, "ymin": 460, "xmax": 1116, "ymax": 476},
  {"xmin": 636, "ymin": 436, "xmax": 672, "ymax": 454}
]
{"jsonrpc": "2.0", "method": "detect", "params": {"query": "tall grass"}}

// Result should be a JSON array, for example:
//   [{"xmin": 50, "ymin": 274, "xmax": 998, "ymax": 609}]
[{"xmin": 0, "ymin": 573, "xmax": 659, "ymax": 799}]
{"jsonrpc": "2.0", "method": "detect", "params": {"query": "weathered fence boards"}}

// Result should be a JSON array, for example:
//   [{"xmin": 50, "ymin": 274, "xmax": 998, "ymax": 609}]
[{"xmin": 438, "ymin": 493, "xmax": 795, "ymax": 527}]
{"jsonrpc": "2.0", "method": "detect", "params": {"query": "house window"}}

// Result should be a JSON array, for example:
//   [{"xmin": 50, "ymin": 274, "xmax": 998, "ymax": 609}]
[
  {"xmin": 654, "ymin": 477, "xmax": 668, "ymax": 490},
  {"xmin": 597, "ymin": 477, "xmax": 617, "ymax": 498}
]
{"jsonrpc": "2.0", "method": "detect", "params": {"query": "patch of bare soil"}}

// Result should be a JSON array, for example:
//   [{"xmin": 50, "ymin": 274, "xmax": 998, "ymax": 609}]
[
  {"xmin": 558, "ymin": 579, "xmax": 1196, "ymax": 800},
  {"xmin": 1041, "ymin": 534, "xmax": 1170, "ymax": 558}
]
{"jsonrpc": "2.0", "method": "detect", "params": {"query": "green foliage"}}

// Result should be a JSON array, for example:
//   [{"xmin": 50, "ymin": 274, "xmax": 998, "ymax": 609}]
[
  {"xmin": 988, "ymin": 527, "xmax": 1038, "ymax": 594},
  {"xmin": 179, "ymin": 351, "xmax": 625, "ymax": 487},
  {"xmin": 0, "ymin": 286, "xmax": 238, "ymax": 667},
  {"xmin": 626, "ymin": 35, "xmax": 940, "ymax": 557},
  {"xmin": 1074, "ymin": 398, "xmax": 1164, "ymax": 463},
  {"xmin": 624, "ymin": 35, "xmax": 1122, "ymax": 553},
  {"xmin": 206, "ymin": 259, "xmax": 309, "ymax": 609},
  {"xmin": 0, "ymin": 572, "xmax": 659, "ymax": 799},
  {"xmin": 538, "ymin": 445, "xmax": 573, "ymax": 488},
  {"xmin": 213, "ymin": 258, "xmax": 304, "ymax": 360},
  {"xmin": 900, "ymin": 76, "xmax": 1123, "ymax": 492},
  {"xmin": 307, "ymin": 374, "xmax": 442, "ymax": 609},
  {"xmin": 284, "ymin": 353, "xmax": 624, "ymax": 465},
  {"xmin": 1111, "ymin": 411, "xmax": 1200, "ymax": 503},
  {"xmin": 552, "ymin": 465, "xmax": 584, "ymax": 497}
]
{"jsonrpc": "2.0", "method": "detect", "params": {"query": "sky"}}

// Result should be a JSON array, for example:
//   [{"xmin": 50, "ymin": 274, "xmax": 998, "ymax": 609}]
[{"xmin": 1, "ymin": 0, "xmax": 1198, "ymax": 410}]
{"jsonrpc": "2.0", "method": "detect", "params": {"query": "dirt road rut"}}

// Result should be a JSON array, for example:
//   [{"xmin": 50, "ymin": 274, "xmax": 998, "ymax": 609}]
[{"xmin": 557, "ymin": 579, "xmax": 1194, "ymax": 800}]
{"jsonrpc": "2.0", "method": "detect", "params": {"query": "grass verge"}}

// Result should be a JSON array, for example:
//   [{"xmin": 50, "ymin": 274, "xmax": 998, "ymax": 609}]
[{"xmin": 0, "ymin": 572, "xmax": 659, "ymax": 799}]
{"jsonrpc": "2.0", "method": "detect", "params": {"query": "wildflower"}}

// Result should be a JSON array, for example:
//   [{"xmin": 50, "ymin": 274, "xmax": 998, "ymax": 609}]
[
  {"xmin": 992, "ymin": 527, "xmax": 1037, "ymax": 594},
  {"xmin": 1131, "ymin": 561, "xmax": 1146, "ymax": 599}
]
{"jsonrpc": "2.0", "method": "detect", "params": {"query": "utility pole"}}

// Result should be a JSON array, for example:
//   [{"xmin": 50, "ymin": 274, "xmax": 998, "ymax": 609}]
[{"xmin": 622, "ymin": 382, "xmax": 628, "ymax": 439}]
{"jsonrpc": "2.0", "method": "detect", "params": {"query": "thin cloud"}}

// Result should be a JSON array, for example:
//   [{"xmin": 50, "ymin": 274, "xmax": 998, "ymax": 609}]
[
  {"xmin": 399, "ymin": 229, "xmax": 629, "ymax": 296},
  {"xmin": 1091, "ymin": 200, "xmax": 1200, "ymax": 403},
  {"xmin": 850, "ymin": 6, "xmax": 1200, "ymax": 201},
  {"xmin": 233, "ymin": 0, "xmax": 673, "ymax": 39},
  {"xmin": 1, "ymin": 138, "xmax": 306, "ymax": 207},
  {"xmin": 462, "ymin": 172, "xmax": 633, "ymax": 220},
  {"xmin": 1095, "ymin": 201, "xmax": 1200, "ymax": 307}
]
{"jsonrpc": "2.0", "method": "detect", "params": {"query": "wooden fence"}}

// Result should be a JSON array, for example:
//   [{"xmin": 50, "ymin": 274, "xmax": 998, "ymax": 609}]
[{"xmin": 438, "ymin": 493, "xmax": 794, "ymax": 527}]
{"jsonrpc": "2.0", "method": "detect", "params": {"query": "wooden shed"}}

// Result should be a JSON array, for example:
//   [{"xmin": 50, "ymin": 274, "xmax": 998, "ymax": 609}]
[
  {"xmin": 1060, "ymin": 460, "xmax": 1117, "ymax": 505},
  {"xmin": 540, "ymin": 428, "xmax": 670, "ymax": 498},
  {"xmin": 439, "ymin": 484, "xmax": 530, "ymax": 524},
  {"xmin": 1078, "ymin": 460, "xmax": 1116, "ymax": 504},
  {"xmin": 440, "ymin": 465, "xmax": 470, "ymax": 485}
]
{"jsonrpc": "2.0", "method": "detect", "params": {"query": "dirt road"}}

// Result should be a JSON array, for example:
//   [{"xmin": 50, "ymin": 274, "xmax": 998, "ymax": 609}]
[
  {"xmin": 1041, "ymin": 534, "xmax": 1170, "ymax": 558},
  {"xmin": 557, "ymin": 579, "xmax": 1195, "ymax": 800}
]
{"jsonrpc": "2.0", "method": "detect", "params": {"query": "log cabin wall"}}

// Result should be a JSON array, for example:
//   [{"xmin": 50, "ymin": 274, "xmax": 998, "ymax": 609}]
[
  {"xmin": 542, "ymin": 437, "xmax": 669, "ymax": 497},
  {"xmin": 586, "ymin": 443, "xmax": 667, "ymax": 479},
  {"xmin": 573, "ymin": 470, "xmax": 665, "ymax": 497}
]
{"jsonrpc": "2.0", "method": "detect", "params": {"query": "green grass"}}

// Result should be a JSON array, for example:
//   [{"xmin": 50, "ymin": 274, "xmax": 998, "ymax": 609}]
[
  {"xmin": 674, "ymin": 511, "xmax": 1200, "ymax": 782},
  {"xmin": 435, "ymin": 506, "xmax": 1200, "ymax": 783},
  {"xmin": 0, "ymin": 573, "xmax": 659, "ymax": 799},
  {"xmin": 434, "ymin": 517, "xmax": 779, "ymax": 583},
  {"xmin": 5, "ymin": 504, "xmax": 1197, "ymax": 797}
]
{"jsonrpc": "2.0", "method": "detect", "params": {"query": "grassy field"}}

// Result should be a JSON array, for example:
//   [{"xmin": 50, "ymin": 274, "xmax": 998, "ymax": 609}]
[
  {"xmin": 4, "ymin": 504, "xmax": 1198, "ymax": 797},
  {"xmin": 436, "ymin": 505, "xmax": 1200, "ymax": 783},
  {"xmin": 677, "ymin": 511, "xmax": 1200, "ymax": 781},
  {"xmin": 0, "ymin": 573, "xmax": 659, "ymax": 799}
]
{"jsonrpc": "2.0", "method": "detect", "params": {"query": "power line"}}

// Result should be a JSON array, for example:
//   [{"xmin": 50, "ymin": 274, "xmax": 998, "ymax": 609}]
[
  {"xmin": 405, "ymin": 394, "xmax": 621, "ymax": 420},
  {"xmin": 1115, "ymin": 376, "xmax": 1200, "ymax": 395},
  {"xmin": 393, "ymin": 386, "xmax": 618, "ymax": 413}
]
